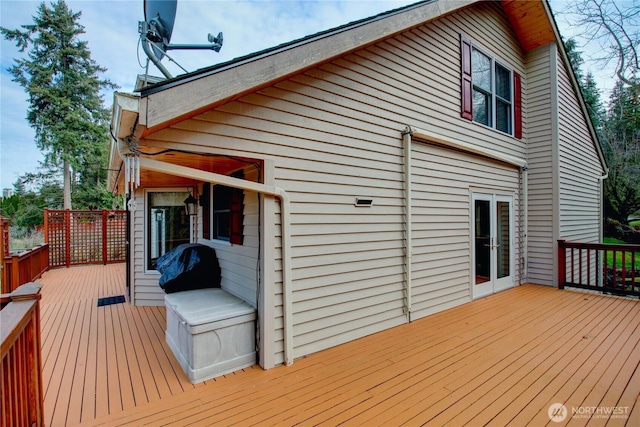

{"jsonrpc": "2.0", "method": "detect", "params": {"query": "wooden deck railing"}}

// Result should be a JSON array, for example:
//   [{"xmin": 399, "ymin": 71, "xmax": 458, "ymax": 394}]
[
  {"xmin": 2, "ymin": 244, "xmax": 49, "ymax": 294},
  {"xmin": 1, "ymin": 282, "xmax": 44, "ymax": 427},
  {"xmin": 558, "ymin": 239, "xmax": 640, "ymax": 297},
  {"xmin": 44, "ymin": 209, "xmax": 127, "ymax": 268}
]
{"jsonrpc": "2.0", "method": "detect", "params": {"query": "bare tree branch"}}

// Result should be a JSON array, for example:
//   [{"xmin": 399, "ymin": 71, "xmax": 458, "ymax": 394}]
[{"xmin": 560, "ymin": 0, "xmax": 639, "ymax": 86}]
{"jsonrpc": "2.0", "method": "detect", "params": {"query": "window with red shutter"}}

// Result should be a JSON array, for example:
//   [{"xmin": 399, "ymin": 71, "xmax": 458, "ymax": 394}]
[
  {"xmin": 211, "ymin": 171, "xmax": 244, "ymax": 245},
  {"xmin": 460, "ymin": 34, "xmax": 521, "ymax": 138}
]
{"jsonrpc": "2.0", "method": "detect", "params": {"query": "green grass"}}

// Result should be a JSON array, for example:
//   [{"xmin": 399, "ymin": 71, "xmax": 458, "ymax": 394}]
[
  {"xmin": 602, "ymin": 238, "xmax": 640, "ymax": 270},
  {"xmin": 604, "ymin": 237, "xmax": 627, "ymax": 244}
]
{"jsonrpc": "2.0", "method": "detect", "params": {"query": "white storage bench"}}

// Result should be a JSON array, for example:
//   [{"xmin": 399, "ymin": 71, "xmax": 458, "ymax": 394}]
[{"xmin": 164, "ymin": 288, "xmax": 256, "ymax": 384}]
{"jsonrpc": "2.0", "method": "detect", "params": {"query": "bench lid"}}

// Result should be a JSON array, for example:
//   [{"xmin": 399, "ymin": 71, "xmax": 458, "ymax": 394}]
[{"xmin": 165, "ymin": 288, "xmax": 254, "ymax": 326}]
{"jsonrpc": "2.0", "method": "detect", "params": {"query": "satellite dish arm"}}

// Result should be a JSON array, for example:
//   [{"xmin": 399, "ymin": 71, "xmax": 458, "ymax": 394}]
[
  {"xmin": 141, "ymin": 37, "xmax": 173, "ymax": 79},
  {"xmin": 165, "ymin": 32, "xmax": 223, "ymax": 52}
]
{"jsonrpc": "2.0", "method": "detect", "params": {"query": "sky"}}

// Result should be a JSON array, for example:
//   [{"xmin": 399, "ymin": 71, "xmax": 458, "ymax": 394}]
[{"xmin": 0, "ymin": 0, "xmax": 623, "ymax": 191}]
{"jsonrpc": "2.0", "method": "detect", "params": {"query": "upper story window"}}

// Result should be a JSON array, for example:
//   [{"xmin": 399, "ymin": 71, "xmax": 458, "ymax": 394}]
[{"xmin": 461, "ymin": 35, "xmax": 522, "ymax": 139}]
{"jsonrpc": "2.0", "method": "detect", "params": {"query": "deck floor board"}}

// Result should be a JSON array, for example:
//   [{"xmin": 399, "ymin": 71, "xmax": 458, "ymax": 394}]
[{"xmin": 35, "ymin": 264, "xmax": 640, "ymax": 426}]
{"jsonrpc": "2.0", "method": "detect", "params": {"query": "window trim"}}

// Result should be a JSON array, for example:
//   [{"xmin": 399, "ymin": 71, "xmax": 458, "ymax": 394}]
[
  {"xmin": 461, "ymin": 34, "xmax": 522, "ymax": 139},
  {"xmin": 205, "ymin": 172, "xmax": 245, "ymax": 246},
  {"xmin": 471, "ymin": 46, "xmax": 513, "ymax": 135},
  {"xmin": 144, "ymin": 187, "xmax": 192, "ymax": 273}
]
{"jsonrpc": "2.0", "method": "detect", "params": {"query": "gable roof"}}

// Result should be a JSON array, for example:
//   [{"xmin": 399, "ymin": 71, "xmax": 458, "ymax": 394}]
[
  {"xmin": 135, "ymin": 0, "xmax": 481, "ymax": 135},
  {"xmin": 111, "ymin": 0, "xmax": 606, "ymax": 190}
]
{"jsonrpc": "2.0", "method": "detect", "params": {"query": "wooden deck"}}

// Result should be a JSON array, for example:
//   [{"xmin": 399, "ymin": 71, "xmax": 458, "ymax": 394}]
[{"xmin": 37, "ymin": 264, "xmax": 639, "ymax": 426}]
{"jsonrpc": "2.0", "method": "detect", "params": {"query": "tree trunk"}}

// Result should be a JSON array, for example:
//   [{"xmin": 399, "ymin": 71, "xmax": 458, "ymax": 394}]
[{"xmin": 63, "ymin": 158, "xmax": 72, "ymax": 210}]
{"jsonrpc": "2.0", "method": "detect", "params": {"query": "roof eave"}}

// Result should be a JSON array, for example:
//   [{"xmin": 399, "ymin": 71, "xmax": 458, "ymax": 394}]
[
  {"xmin": 137, "ymin": 0, "xmax": 479, "ymax": 135},
  {"xmin": 108, "ymin": 92, "xmax": 140, "ymax": 194}
]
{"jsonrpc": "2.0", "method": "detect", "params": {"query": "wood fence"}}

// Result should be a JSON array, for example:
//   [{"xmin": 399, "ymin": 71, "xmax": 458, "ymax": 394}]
[
  {"xmin": 0, "ymin": 282, "xmax": 44, "ymax": 427},
  {"xmin": 558, "ymin": 239, "xmax": 640, "ymax": 297},
  {"xmin": 44, "ymin": 209, "xmax": 127, "ymax": 268},
  {"xmin": 1, "ymin": 217, "xmax": 49, "ymax": 294}
]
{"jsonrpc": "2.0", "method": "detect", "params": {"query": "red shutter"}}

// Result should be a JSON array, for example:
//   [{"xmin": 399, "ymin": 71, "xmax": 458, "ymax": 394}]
[
  {"xmin": 229, "ymin": 188, "xmax": 244, "ymax": 245},
  {"xmin": 201, "ymin": 183, "xmax": 210, "ymax": 239},
  {"xmin": 460, "ymin": 34, "xmax": 473, "ymax": 120},
  {"xmin": 514, "ymin": 71, "xmax": 522, "ymax": 139}
]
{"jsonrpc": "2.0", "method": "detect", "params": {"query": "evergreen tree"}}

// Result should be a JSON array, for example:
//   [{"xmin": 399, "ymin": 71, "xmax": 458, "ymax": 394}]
[
  {"xmin": 1, "ymin": 0, "xmax": 116, "ymax": 209},
  {"xmin": 564, "ymin": 38, "xmax": 605, "ymax": 134},
  {"xmin": 602, "ymin": 80, "xmax": 640, "ymax": 223}
]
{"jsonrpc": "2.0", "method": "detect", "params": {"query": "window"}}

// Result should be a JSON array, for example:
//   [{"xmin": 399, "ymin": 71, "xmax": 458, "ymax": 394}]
[
  {"xmin": 461, "ymin": 35, "xmax": 522, "ymax": 138},
  {"xmin": 147, "ymin": 190, "xmax": 190, "ymax": 270},
  {"xmin": 213, "ymin": 185, "xmax": 233, "ymax": 241},
  {"xmin": 203, "ymin": 172, "xmax": 245, "ymax": 245}
]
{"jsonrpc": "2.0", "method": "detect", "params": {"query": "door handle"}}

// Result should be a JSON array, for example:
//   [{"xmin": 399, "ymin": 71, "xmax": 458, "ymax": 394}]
[{"xmin": 483, "ymin": 238, "xmax": 500, "ymax": 249}]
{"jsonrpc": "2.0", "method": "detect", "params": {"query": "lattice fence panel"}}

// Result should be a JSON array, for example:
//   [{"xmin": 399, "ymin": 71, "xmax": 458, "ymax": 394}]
[{"xmin": 45, "ymin": 210, "xmax": 127, "ymax": 267}]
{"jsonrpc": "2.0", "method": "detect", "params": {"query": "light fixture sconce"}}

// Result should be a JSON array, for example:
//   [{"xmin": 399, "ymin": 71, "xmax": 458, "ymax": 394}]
[{"xmin": 184, "ymin": 187, "xmax": 199, "ymax": 216}]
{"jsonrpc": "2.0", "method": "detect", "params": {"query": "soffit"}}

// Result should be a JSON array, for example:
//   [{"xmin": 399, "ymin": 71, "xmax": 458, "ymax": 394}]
[{"xmin": 502, "ymin": 0, "xmax": 556, "ymax": 52}]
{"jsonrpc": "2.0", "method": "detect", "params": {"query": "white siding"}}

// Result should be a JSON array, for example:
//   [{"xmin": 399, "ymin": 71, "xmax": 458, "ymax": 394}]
[
  {"xmin": 526, "ymin": 44, "xmax": 556, "ymax": 286},
  {"xmin": 130, "ymin": 188, "xmax": 171, "ymax": 306},
  {"xmin": 197, "ymin": 166, "xmax": 261, "ymax": 307},
  {"xmin": 410, "ymin": 143, "xmax": 521, "ymax": 320},
  {"xmin": 557, "ymin": 52, "xmax": 603, "ymax": 243},
  {"xmin": 138, "ymin": 2, "xmax": 528, "ymax": 363},
  {"xmin": 198, "ymin": 190, "xmax": 260, "ymax": 306}
]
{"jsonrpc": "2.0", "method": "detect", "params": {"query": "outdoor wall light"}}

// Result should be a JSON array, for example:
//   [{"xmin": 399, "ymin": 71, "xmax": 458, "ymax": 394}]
[{"xmin": 184, "ymin": 187, "xmax": 199, "ymax": 216}]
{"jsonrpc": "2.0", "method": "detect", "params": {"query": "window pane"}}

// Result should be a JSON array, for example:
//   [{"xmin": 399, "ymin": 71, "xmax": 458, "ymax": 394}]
[
  {"xmin": 473, "ymin": 89, "xmax": 490, "ymax": 126},
  {"xmin": 495, "ymin": 64, "xmax": 511, "ymax": 101},
  {"xmin": 496, "ymin": 99, "xmax": 511, "ymax": 133},
  {"xmin": 472, "ymin": 48, "xmax": 491, "ymax": 91},
  {"xmin": 213, "ymin": 185, "xmax": 232, "ymax": 241},
  {"xmin": 496, "ymin": 201, "xmax": 511, "ymax": 279},
  {"xmin": 147, "ymin": 191, "xmax": 190, "ymax": 270}
]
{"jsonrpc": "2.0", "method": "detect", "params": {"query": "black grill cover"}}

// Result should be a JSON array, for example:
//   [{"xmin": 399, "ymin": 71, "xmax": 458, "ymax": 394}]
[{"xmin": 156, "ymin": 243, "xmax": 221, "ymax": 293}]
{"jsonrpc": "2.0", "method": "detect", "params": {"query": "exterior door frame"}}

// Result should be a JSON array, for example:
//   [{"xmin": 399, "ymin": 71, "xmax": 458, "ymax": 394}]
[{"xmin": 472, "ymin": 192, "xmax": 515, "ymax": 299}]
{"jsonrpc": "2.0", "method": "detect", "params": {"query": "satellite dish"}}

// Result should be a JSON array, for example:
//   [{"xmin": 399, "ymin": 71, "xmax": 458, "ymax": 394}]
[
  {"xmin": 139, "ymin": 0, "xmax": 223, "ymax": 79},
  {"xmin": 143, "ymin": 0, "xmax": 177, "ymax": 60}
]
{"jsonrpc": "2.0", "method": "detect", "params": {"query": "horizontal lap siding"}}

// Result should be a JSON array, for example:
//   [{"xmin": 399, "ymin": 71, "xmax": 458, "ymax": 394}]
[
  {"xmin": 199, "ymin": 186, "xmax": 260, "ymax": 307},
  {"xmin": 557, "ymin": 53, "xmax": 603, "ymax": 243},
  {"xmin": 146, "ymin": 3, "xmax": 527, "ymax": 362},
  {"xmin": 410, "ymin": 144, "xmax": 520, "ymax": 320},
  {"xmin": 526, "ymin": 45, "xmax": 555, "ymax": 286},
  {"xmin": 131, "ymin": 189, "xmax": 164, "ymax": 306}
]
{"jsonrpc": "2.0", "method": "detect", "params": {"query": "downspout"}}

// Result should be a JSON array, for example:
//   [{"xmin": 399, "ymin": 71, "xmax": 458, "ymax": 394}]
[
  {"xmin": 402, "ymin": 127, "xmax": 413, "ymax": 321},
  {"xmin": 117, "ymin": 143, "xmax": 295, "ymax": 366},
  {"xmin": 598, "ymin": 171, "xmax": 609, "ymax": 244},
  {"xmin": 521, "ymin": 165, "xmax": 528, "ymax": 284}
]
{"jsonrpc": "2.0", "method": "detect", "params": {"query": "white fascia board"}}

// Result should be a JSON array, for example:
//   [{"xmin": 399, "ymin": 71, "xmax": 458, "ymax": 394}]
[{"xmin": 108, "ymin": 92, "xmax": 140, "ymax": 192}]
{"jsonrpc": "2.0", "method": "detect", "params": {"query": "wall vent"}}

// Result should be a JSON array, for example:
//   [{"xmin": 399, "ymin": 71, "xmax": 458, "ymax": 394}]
[{"xmin": 355, "ymin": 197, "xmax": 373, "ymax": 207}]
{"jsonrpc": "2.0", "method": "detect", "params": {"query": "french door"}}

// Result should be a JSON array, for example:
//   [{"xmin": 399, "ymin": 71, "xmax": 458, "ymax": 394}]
[{"xmin": 472, "ymin": 193, "xmax": 514, "ymax": 298}]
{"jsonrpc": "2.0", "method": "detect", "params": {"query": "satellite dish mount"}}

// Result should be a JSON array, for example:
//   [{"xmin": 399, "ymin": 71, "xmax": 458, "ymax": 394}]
[{"xmin": 139, "ymin": 0, "xmax": 223, "ymax": 79}]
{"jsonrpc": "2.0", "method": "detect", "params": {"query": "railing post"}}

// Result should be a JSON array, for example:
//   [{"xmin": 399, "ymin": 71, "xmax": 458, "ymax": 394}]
[
  {"xmin": 102, "ymin": 210, "xmax": 108, "ymax": 265},
  {"xmin": 10, "ymin": 254, "xmax": 20, "ymax": 293},
  {"xmin": 558, "ymin": 239, "xmax": 566, "ymax": 290},
  {"xmin": 43, "ymin": 209, "xmax": 49, "ymax": 245},
  {"xmin": 64, "ymin": 210, "xmax": 71, "ymax": 268},
  {"xmin": 1, "ymin": 282, "xmax": 44, "ymax": 427}
]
